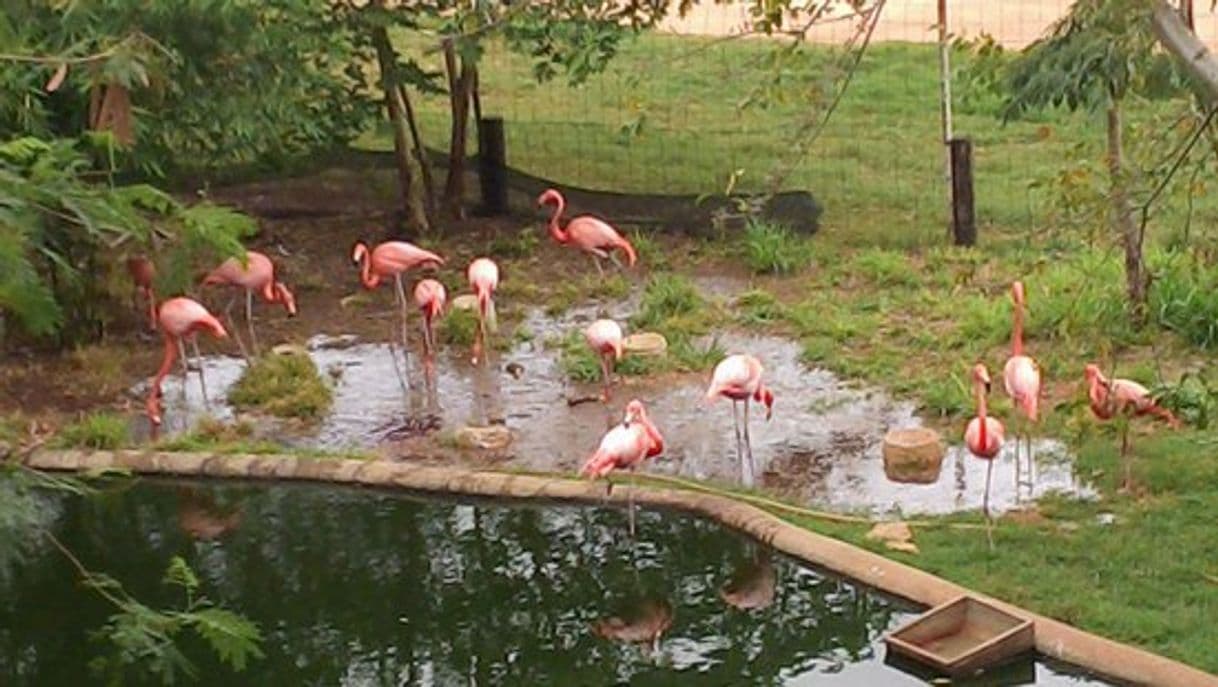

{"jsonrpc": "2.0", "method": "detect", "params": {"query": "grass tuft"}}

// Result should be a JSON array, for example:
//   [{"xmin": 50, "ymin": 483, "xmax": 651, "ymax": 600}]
[
  {"xmin": 228, "ymin": 353, "xmax": 332, "ymax": 419},
  {"xmin": 54, "ymin": 412, "xmax": 128, "ymax": 450},
  {"xmin": 742, "ymin": 220, "xmax": 811, "ymax": 275}
]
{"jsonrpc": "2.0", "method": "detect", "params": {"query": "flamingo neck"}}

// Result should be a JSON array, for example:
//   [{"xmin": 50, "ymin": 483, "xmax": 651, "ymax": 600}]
[
  {"xmin": 975, "ymin": 382, "xmax": 988, "ymax": 447},
  {"xmin": 261, "ymin": 280, "xmax": 276, "ymax": 302},
  {"xmin": 359, "ymin": 253, "xmax": 378, "ymax": 289},
  {"xmin": 547, "ymin": 198, "xmax": 568, "ymax": 243},
  {"xmin": 1012, "ymin": 301, "xmax": 1024, "ymax": 357}
]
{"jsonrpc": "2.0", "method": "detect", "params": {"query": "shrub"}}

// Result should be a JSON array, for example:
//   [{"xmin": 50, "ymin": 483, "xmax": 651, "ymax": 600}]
[
  {"xmin": 742, "ymin": 220, "xmax": 810, "ymax": 275},
  {"xmin": 228, "ymin": 353, "xmax": 332, "ymax": 419}
]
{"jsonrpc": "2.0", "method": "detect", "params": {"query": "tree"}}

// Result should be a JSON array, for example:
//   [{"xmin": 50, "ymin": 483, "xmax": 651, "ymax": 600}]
[{"xmin": 999, "ymin": 0, "xmax": 1185, "ymax": 323}]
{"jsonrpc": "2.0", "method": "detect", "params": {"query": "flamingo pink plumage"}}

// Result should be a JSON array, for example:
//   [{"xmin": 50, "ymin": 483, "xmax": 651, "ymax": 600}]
[
  {"xmin": 1084, "ymin": 363, "xmax": 1181, "ymax": 490},
  {"xmin": 413, "ymin": 278, "xmax": 446, "ymax": 358},
  {"xmin": 1002, "ymin": 281, "xmax": 1041, "ymax": 495},
  {"xmin": 706, "ymin": 354, "xmax": 774, "ymax": 486},
  {"xmin": 538, "ymin": 188, "xmax": 637, "ymax": 276},
  {"xmin": 467, "ymin": 257, "xmax": 499, "ymax": 365},
  {"xmin": 585, "ymin": 319, "xmax": 624, "ymax": 401},
  {"xmin": 580, "ymin": 399, "xmax": 664, "ymax": 535},
  {"xmin": 146, "ymin": 297, "xmax": 227, "ymax": 428},
  {"xmin": 964, "ymin": 362, "xmax": 1004, "ymax": 547},
  {"xmin": 202, "ymin": 250, "xmax": 296, "ymax": 358}
]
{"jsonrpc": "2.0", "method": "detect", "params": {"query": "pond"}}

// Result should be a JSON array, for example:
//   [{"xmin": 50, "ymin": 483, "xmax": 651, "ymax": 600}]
[{"xmin": 0, "ymin": 480, "xmax": 1115, "ymax": 685}]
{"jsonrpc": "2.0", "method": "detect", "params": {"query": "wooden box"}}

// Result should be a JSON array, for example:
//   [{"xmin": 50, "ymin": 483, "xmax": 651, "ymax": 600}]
[{"xmin": 884, "ymin": 595, "xmax": 1035, "ymax": 676}]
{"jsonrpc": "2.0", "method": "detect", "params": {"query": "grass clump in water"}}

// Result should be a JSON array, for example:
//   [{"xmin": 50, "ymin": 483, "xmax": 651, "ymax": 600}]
[
  {"xmin": 439, "ymin": 307, "xmax": 479, "ymax": 346},
  {"xmin": 556, "ymin": 330, "xmax": 658, "ymax": 383},
  {"xmin": 228, "ymin": 353, "xmax": 332, "ymax": 419},
  {"xmin": 742, "ymin": 220, "xmax": 811, "ymax": 275},
  {"xmin": 53, "ymin": 412, "xmax": 128, "ymax": 450}
]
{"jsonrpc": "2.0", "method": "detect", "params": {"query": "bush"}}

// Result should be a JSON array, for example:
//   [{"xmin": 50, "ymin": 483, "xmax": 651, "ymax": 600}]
[
  {"xmin": 54, "ymin": 412, "xmax": 128, "ymax": 450},
  {"xmin": 1152, "ymin": 254, "xmax": 1218, "ymax": 349},
  {"xmin": 742, "ymin": 220, "xmax": 810, "ymax": 275},
  {"xmin": 228, "ymin": 353, "xmax": 332, "ymax": 420}
]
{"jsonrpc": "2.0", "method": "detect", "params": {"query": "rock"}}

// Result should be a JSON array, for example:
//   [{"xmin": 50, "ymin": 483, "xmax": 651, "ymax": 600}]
[
  {"xmin": 272, "ymin": 344, "xmax": 309, "ymax": 357},
  {"xmin": 454, "ymin": 425, "xmax": 514, "ymax": 451},
  {"xmin": 307, "ymin": 334, "xmax": 359, "ymax": 351},
  {"xmin": 866, "ymin": 521, "xmax": 918, "ymax": 554},
  {"xmin": 623, "ymin": 332, "xmax": 667, "ymax": 357},
  {"xmin": 451, "ymin": 294, "xmax": 479, "ymax": 311},
  {"xmin": 882, "ymin": 427, "xmax": 945, "ymax": 484}
]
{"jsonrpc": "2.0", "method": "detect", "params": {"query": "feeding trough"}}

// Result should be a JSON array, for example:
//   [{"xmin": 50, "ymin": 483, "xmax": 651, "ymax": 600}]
[
  {"xmin": 884, "ymin": 595, "xmax": 1034, "ymax": 676},
  {"xmin": 882, "ymin": 427, "xmax": 945, "ymax": 484},
  {"xmin": 624, "ymin": 332, "xmax": 667, "ymax": 357}
]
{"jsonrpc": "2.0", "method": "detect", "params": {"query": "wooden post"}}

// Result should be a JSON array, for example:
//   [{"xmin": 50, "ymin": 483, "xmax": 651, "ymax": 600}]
[
  {"xmin": 478, "ymin": 117, "xmax": 508, "ymax": 216},
  {"xmin": 937, "ymin": 0, "xmax": 954, "ymax": 240},
  {"xmin": 949, "ymin": 138, "xmax": 976, "ymax": 246}
]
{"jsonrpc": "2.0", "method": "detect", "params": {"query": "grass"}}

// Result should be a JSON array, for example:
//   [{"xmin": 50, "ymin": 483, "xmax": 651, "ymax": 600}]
[
  {"xmin": 227, "ymin": 353, "xmax": 333, "ymax": 419},
  {"xmin": 52, "ymin": 412, "xmax": 129, "ymax": 450},
  {"xmin": 741, "ymin": 220, "xmax": 812, "ymax": 275}
]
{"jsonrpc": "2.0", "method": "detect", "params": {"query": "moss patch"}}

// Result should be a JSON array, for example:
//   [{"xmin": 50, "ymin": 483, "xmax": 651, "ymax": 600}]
[{"xmin": 227, "ymin": 353, "xmax": 332, "ymax": 419}]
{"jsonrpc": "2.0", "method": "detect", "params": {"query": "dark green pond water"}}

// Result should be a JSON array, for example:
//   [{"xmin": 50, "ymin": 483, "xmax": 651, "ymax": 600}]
[{"xmin": 0, "ymin": 480, "xmax": 1115, "ymax": 686}]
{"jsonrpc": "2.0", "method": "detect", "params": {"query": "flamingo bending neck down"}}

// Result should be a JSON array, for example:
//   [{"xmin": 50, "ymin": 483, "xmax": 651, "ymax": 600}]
[
  {"xmin": 413, "ymin": 278, "xmax": 447, "ymax": 360},
  {"xmin": 580, "ymin": 399, "xmax": 665, "ymax": 536},
  {"xmin": 1084, "ymin": 363, "xmax": 1181, "ymax": 491},
  {"xmin": 127, "ymin": 255, "xmax": 157, "ymax": 333},
  {"xmin": 351, "ymin": 239, "xmax": 445, "ymax": 388},
  {"xmin": 202, "ymin": 250, "xmax": 296, "ymax": 358},
  {"xmin": 538, "ymin": 188, "xmax": 637, "ymax": 277},
  {"xmin": 467, "ymin": 258, "xmax": 499, "ymax": 365},
  {"xmin": 145, "ymin": 297, "xmax": 228, "ymax": 431},
  {"xmin": 1002, "ymin": 280, "xmax": 1041, "ymax": 498},
  {"xmin": 585, "ymin": 319, "xmax": 624, "ymax": 401},
  {"xmin": 965, "ymin": 363, "xmax": 1004, "ymax": 549},
  {"xmin": 705, "ymin": 354, "xmax": 774, "ymax": 487}
]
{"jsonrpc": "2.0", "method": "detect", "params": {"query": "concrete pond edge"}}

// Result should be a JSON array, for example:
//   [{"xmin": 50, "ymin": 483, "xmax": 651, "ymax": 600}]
[{"xmin": 24, "ymin": 448, "xmax": 1217, "ymax": 687}]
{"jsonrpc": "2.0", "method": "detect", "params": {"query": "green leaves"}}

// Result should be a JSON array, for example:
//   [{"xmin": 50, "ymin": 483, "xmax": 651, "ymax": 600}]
[{"xmin": 186, "ymin": 608, "xmax": 264, "ymax": 672}]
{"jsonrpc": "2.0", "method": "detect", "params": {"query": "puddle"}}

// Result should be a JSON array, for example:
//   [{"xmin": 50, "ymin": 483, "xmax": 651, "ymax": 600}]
[{"xmin": 132, "ymin": 287, "xmax": 1094, "ymax": 517}]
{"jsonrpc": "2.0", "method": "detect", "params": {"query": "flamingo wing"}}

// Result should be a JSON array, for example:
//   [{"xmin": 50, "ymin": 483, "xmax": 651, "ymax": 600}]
[
  {"xmin": 374, "ymin": 241, "xmax": 445, "ymax": 275},
  {"xmin": 567, "ymin": 217, "xmax": 637, "ymax": 266},
  {"xmin": 581, "ymin": 424, "xmax": 647, "ymax": 477},
  {"xmin": 1003, "ymin": 355, "xmax": 1041, "ymax": 421},
  {"xmin": 965, "ymin": 416, "xmax": 1004, "ymax": 459}
]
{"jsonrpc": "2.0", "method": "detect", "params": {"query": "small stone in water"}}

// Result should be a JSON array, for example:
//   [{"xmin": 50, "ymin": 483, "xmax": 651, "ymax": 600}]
[
  {"xmin": 451, "ymin": 294, "xmax": 479, "ymax": 311},
  {"xmin": 272, "ymin": 344, "xmax": 309, "ymax": 357},
  {"xmin": 307, "ymin": 334, "xmax": 359, "ymax": 351},
  {"xmin": 455, "ymin": 425, "xmax": 514, "ymax": 451},
  {"xmin": 623, "ymin": 332, "xmax": 667, "ymax": 357},
  {"xmin": 1096, "ymin": 513, "xmax": 1117, "ymax": 526}
]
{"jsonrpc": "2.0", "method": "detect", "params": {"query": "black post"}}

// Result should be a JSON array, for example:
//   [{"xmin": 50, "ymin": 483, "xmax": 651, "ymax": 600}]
[
  {"xmin": 478, "ymin": 116, "xmax": 508, "ymax": 216},
  {"xmin": 949, "ymin": 137, "xmax": 976, "ymax": 246}
]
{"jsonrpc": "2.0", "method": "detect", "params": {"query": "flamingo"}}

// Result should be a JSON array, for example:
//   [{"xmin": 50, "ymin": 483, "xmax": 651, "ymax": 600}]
[
  {"xmin": 1003, "ymin": 281, "xmax": 1041, "ymax": 497},
  {"xmin": 201, "ymin": 250, "xmax": 296, "ymax": 358},
  {"xmin": 537, "ymin": 188, "xmax": 637, "ymax": 277},
  {"xmin": 1084, "ymin": 363, "xmax": 1181, "ymax": 491},
  {"xmin": 467, "ymin": 257, "xmax": 499, "ymax": 365},
  {"xmin": 705, "ymin": 354, "xmax": 774, "ymax": 487},
  {"xmin": 351, "ymin": 239, "xmax": 445, "ymax": 385},
  {"xmin": 413, "ymin": 278, "xmax": 447, "ymax": 359},
  {"xmin": 126, "ymin": 255, "xmax": 157, "ymax": 332},
  {"xmin": 581, "ymin": 399, "xmax": 665, "ymax": 536},
  {"xmin": 584, "ymin": 319, "xmax": 624, "ymax": 401},
  {"xmin": 965, "ymin": 363, "xmax": 1004, "ymax": 549},
  {"xmin": 145, "ymin": 297, "xmax": 228, "ymax": 429}
]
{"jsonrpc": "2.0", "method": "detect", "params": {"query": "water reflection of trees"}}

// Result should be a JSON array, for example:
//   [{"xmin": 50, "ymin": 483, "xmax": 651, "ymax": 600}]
[{"xmin": 0, "ymin": 481, "xmax": 906, "ymax": 685}]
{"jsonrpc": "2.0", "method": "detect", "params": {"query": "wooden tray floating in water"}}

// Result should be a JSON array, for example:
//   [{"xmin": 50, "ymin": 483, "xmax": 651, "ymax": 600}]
[{"xmin": 884, "ymin": 595, "xmax": 1035, "ymax": 676}]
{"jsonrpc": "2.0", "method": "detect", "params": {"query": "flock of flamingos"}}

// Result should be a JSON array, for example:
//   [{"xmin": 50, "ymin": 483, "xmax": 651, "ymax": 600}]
[{"xmin": 128, "ymin": 187, "xmax": 1181, "ymax": 533}]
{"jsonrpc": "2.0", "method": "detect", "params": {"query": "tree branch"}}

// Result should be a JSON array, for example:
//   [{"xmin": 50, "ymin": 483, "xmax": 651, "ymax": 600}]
[{"xmin": 1151, "ymin": 1, "xmax": 1218, "ymax": 104}]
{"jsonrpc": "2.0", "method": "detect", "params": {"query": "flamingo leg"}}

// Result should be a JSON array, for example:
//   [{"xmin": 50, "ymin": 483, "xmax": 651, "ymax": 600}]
[
  {"xmin": 731, "ymin": 400, "xmax": 744, "ymax": 480},
  {"xmin": 984, "ymin": 457, "xmax": 994, "ymax": 551},
  {"xmin": 608, "ymin": 251, "xmax": 623, "ymax": 271},
  {"xmin": 387, "ymin": 317, "xmax": 409, "ymax": 395},
  {"xmin": 394, "ymin": 274, "xmax": 410, "ymax": 353},
  {"xmin": 628, "ymin": 468, "xmax": 636, "ymax": 538},
  {"xmin": 600, "ymin": 353, "xmax": 612, "ymax": 402},
  {"xmin": 1014, "ymin": 432, "xmax": 1022, "ymax": 502},
  {"xmin": 245, "ymin": 288, "xmax": 259, "ymax": 357},
  {"xmin": 177, "ymin": 338, "xmax": 190, "ymax": 399},
  {"xmin": 590, "ymin": 254, "xmax": 605, "ymax": 278},
  {"xmin": 1120, "ymin": 420, "xmax": 1132, "ymax": 491},
  {"xmin": 223, "ymin": 296, "xmax": 249, "ymax": 361},
  {"xmin": 742, "ymin": 400, "xmax": 755, "ymax": 487},
  {"xmin": 190, "ymin": 337, "xmax": 209, "ymax": 405}
]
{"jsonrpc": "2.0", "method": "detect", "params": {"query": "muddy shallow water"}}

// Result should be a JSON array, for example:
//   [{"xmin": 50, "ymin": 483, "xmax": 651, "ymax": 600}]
[{"xmin": 134, "ymin": 284, "xmax": 1094, "ymax": 518}]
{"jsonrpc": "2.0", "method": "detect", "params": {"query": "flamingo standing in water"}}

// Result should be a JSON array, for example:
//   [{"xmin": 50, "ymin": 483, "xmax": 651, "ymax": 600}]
[
  {"xmin": 145, "ymin": 297, "xmax": 227, "ymax": 429},
  {"xmin": 1084, "ymin": 363, "xmax": 1181, "ymax": 491},
  {"xmin": 467, "ymin": 257, "xmax": 499, "ymax": 365},
  {"xmin": 351, "ymin": 239, "xmax": 445, "ymax": 384},
  {"xmin": 127, "ymin": 255, "xmax": 157, "ymax": 332},
  {"xmin": 581, "ymin": 399, "xmax": 665, "ymax": 536},
  {"xmin": 413, "ymin": 278, "xmax": 446, "ymax": 359},
  {"xmin": 706, "ymin": 354, "xmax": 774, "ymax": 487},
  {"xmin": 1003, "ymin": 281, "xmax": 1041, "ymax": 496},
  {"xmin": 585, "ymin": 319, "xmax": 624, "ymax": 401},
  {"xmin": 537, "ymin": 188, "xmax": 637, "ymax": 276},
  {"xmin": 202, "ymin": 250, "xmax": 296, "ymax": 358},
  {"xmin": 965, "ymin": 363, "xmax": 1004, "ymax": 549}
]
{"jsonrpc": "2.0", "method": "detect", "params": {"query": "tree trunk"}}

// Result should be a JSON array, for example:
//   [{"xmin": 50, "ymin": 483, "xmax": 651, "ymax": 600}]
[
  {"xmin": 443, "ymin": 40, "xmax": 474, "ymax": 221},
  {"xmin": 397, "ymin": 83, "xmax": 437, "ymax": 223},
  {"xmin": 1106, "ymin": 99, "xmax": 1148, "ymax": 323},
  {"xmin": 372, "ymin": 26, "xmax": 430, "ymax": 234}
]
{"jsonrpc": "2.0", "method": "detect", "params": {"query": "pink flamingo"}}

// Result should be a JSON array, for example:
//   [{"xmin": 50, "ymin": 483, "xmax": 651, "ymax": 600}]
[
  {"xmin": 585, "ymin": 319, "xmax": 624, "ymax": 401},
  {"xmin": 1003, "ymin": 281, "xmax": 1041, "ymax": 495},
  {"xmin": 706, "ymin": 354, "xmax": 774, "ymax": 487},
  {"xmin": 467, "ymin": 257, "xmax": 499, "ymax": 365},
  {"xmin": 127, "ymin": 255, "xmax": 157, "ymax": 332},
  {"xmin": 965, "ymin": 363, "xmax": 1004, "ymax": 548},
  {"xmin": 581, "ymin": 399, "xmax": 665, "ymax": 535},
  {"xmin": 537, "ymin": 188, "xmax": 637, "ymax": 277},
  {"xmin": 351, "ymin": 239, "xmax": 445, "ymax": 384},
  {"xmin": 201, "ymin": 250, "xmax": 296, "ymax": 358},
  {"xmin": 1084, "ymin": 363, "xmax": 1181, "ymax": 491},
  {"xmin": 413, "ymin": 278, "xmax": 447, "ymax": 359},
  {"xmin": 145, "ymin": 297, "xmax": 228, "ymax": 429}
]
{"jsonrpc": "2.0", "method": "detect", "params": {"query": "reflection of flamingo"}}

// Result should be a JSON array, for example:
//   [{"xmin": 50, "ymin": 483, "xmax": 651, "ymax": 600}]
[
  {"xmin": 127, "ymin": 255, "xmax": 157, "ymax": 332},
  {"xmin": 351, "ymin": 240, "xmax": 444, "ymax": 386},
  {"xmin": 584, "ymin": 319, "xmax": 624, "ymax": 401},
  {"xmin": 177, "ymin": 487, "xmax": 243, "ymax": 541},
  {"xmin": 591, "ymin": 597, "xmax": 673, "ymax": 656},
  {"xmin": 202, "ymin": 250, "xmax": 296, "ymax": 358},
  {"xmin": 145, "ymin": 297, "xmax": 227, "ymax": 428},
  {"xmin": 467, "ymin": 257, "xmax": 499, "ymax": 365},
  {"xmin": 1084, "ymin": 363, "xmax": 1181, "ymax": 491},
  {"xmin": 1003, "ymin": 281, "xmax": 1040, "ymax": 496},
  {"xmin": 720, "ymin": 549, "xmax": 776, "ymax": 611},
  {"xmin": 581, "ymin": 399, "xmax": 664, "ymax": 536},
  {"xmin": 413, "ymin": 278, "xmax": 446, "ymax": 359},
  {"xmin": 965, "ymin": 363, "xmax": 1004, "ymax": 548},
  {"xmin": 538, "ymin": 188, "xmax": 637, "ymax": 276},
  {"xmin": 706, "ymin": 354, "xmax": 774, "ymax": 487}
]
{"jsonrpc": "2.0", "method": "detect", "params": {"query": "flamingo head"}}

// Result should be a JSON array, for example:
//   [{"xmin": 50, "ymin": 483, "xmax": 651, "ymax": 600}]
[
  {"xmin": 275, "ymin": 282, "xmax": 297, "ymax": 317},
  {"xmin": 1084, "ymin": 363, "xmax": 1109, "ymax": 389},
  {"xmin": 351, "ymin": 240, "xmax": 368, "ymax": 266},
  {"xmin": 537, "ymin": 188, "xmax": 562, "ymax": 208},
  {"xmin": 756, "ymin": 386, "xmax": 774, "ymax": 421},
  {"xmin": 613, "ymin": 338, "xmax": 625, "ymax": 361},
  {"xmin": 146, "ymin": 389, "xmax": 164, "ymax": 427},
  {"xmin": 1011, "ymin": 280, "xmax": 1026, "ymax": 306},
  {"xmin": 623, "ymin": 399, "xmax": 647, "ymax": 428},
  {"xmin": 972, "ymin": 363, "xmax": 992, "ymax": 394}
]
